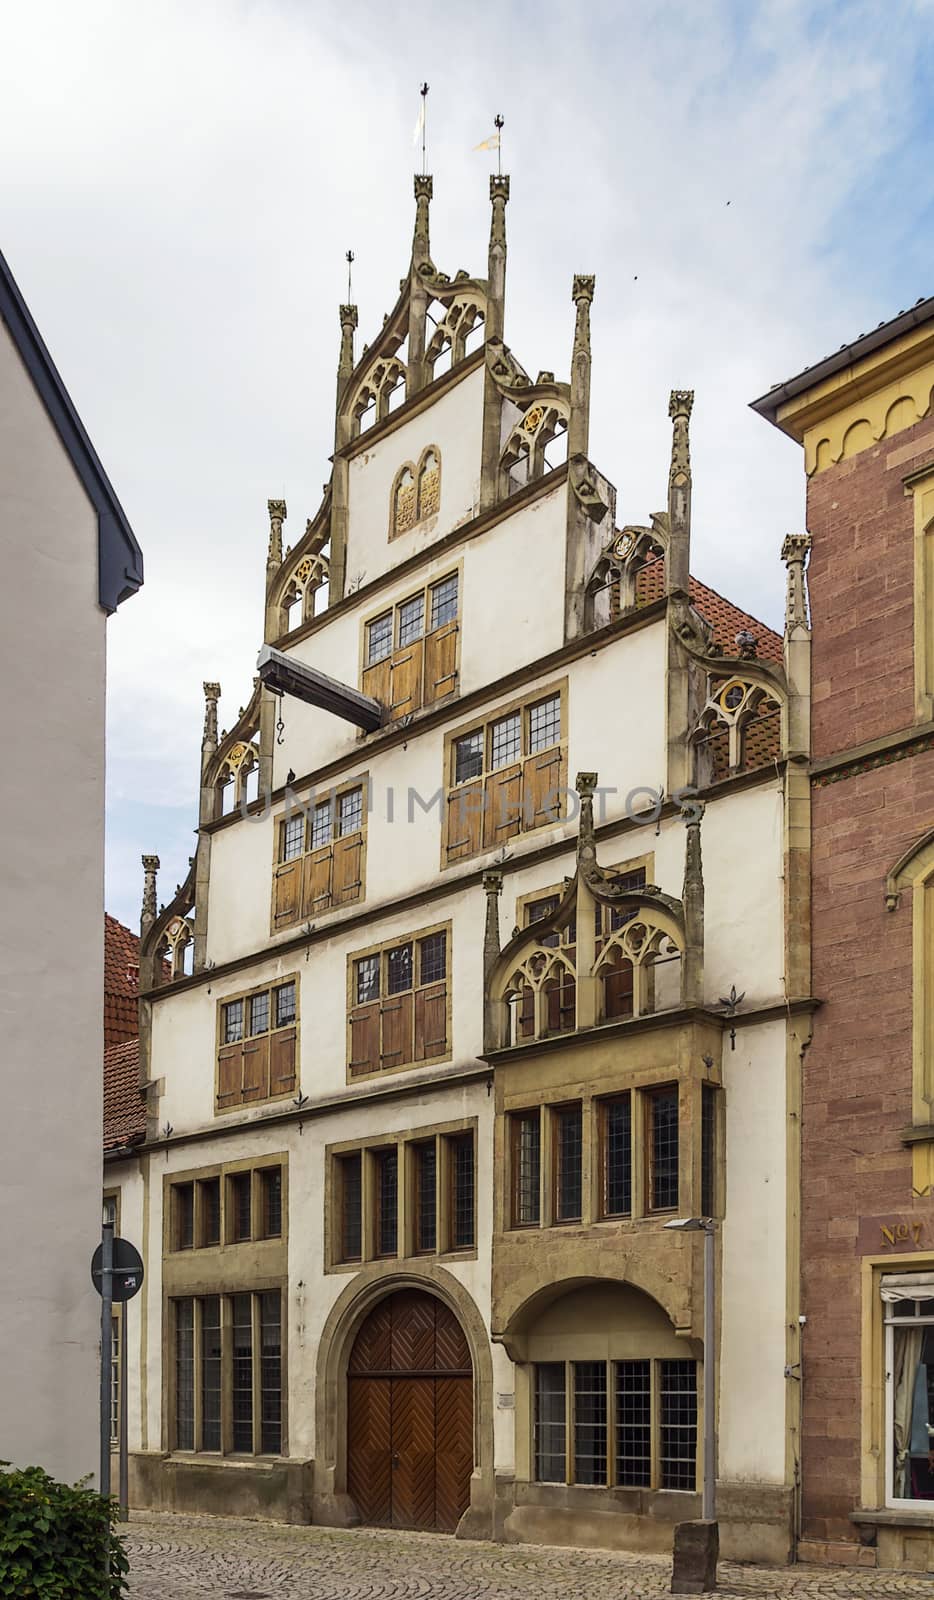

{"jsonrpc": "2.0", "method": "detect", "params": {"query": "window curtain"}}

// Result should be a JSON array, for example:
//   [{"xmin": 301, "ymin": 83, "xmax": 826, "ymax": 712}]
[{"xmin": 893, "ymin": 1327, "xmax": 924, "ymax": 1498}]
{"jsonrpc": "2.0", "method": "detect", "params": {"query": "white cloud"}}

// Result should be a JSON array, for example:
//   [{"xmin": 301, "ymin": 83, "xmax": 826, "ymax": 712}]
[{"xmin": 0, "ymin": 0, "xmax": 929, "ymax": 924}]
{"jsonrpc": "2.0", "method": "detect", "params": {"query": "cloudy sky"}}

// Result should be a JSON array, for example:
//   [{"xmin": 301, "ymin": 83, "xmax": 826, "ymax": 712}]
[{"xmin": 2, "ymin": 0, "xmax": 932, "ymax": 928}]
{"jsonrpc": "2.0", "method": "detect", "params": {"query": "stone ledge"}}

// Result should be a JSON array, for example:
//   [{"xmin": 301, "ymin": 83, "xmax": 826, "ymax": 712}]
[{"xmin": 851, "ymin": 1506, "xmax": 934, "ymax": 1527}]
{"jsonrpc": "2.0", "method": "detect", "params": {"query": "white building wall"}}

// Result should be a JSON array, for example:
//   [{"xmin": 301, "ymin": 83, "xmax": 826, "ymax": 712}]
[
  {"xmin": 0, "ymin": 315, "xmax": 105, "ymax": 1485},
  {"xmin": 346, "ymin": 365, "xmax": 484, "ymax": 588},
  {"xmin": 718, "ymin": 1016, "xmax": 788, "ymax": 1484},
  {"xmin": 208, "ymin": 621, "xmax": 668, "ymax": 971}
]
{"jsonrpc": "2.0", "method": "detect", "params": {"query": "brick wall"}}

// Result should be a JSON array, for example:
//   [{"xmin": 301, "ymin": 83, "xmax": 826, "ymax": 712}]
[
  {"xmin": 807, "ymin": 415, "xmax": 934, "ymax": 760},
  {"xmin": 803, "ymin": 748, "xmax": 934, "ymax": 1542}
]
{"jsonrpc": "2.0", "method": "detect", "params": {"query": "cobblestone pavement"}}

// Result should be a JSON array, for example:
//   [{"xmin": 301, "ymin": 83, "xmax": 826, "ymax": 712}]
[{"xmin": 123, "ymin": 1512, "xmax": 934, "ymax": 1599}]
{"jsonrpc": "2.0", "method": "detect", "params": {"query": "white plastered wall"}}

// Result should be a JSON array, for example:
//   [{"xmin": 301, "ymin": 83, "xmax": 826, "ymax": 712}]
[
  {"xmin": 717, "ymin": 1015, "xmax": 788, "ymax": 1483},
  {"xmin": 346, "ymin": 365, "xmax": 483, "ymax": 588},
  {"xmin": 206, "ymin": 621, "xmax": 669, "ymax": 970},
  {"xmin": 0, "ymin": 316, "xmax": 105, "ymax": 1485},
  {"xmin": 269, "ymin": 480, "xmax": 569, "ymax": 789}
]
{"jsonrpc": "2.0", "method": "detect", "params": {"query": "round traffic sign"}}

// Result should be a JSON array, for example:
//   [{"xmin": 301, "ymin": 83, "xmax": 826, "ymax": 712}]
[{"xmin": 91, "ymin": 1237, "xmax": 144, "ymax": 1303}]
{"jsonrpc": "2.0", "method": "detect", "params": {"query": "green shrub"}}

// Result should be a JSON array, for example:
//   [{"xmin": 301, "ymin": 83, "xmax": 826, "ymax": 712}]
[{"xmin": 0, "ymin": 1463, "xmax": 129, "ymax": 1599}]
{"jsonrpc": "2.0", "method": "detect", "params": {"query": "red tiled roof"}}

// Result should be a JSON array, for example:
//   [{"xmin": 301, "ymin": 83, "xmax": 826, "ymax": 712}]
[
  {"xmin": 103, "ymin": 1037, "xmax": 146, "ymax": 1153},
  {"xmin": 635, "ymin": 557, "xmax": 784, "ymax": 662},
  {"xmin": 104, "ymin": 911, "xmax": 141, "ymax": 1049},
  {"xmin": 633, "ymin": 558, "xmax": 783, "ymax": 776}
]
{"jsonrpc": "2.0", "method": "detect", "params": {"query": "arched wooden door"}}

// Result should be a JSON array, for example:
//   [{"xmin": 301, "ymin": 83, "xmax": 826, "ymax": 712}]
[{"xmin": 347, "ymin": 1288, "xmax": 473, "ymax": 1532}]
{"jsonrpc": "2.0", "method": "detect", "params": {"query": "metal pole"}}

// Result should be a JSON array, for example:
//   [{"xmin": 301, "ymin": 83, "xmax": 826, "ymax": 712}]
[
  {"xmin": 118, "ymin": 1300, "xmax": 129, "ymax": 1521},
  {"xmin": 100, "ymin": 1221, "xmax": 113, "ymax": 1502},
  {"xmin": 702, "ymin": 1221, "xmax": 716, "ymax": 1522}
]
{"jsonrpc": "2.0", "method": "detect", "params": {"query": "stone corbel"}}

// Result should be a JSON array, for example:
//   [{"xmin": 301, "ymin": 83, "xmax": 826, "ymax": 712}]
[{"xmin": 568, "ymin": 456, "xmax": 610, "ymax": 524}]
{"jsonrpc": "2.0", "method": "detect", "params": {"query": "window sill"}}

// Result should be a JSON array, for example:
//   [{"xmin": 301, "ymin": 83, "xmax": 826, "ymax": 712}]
[
  {"xmin": 852, "ymin": 1506, "xmax": 934, "ymax": 1527},
  {"xmin": 169, "ymin": 1451, "xmax": 286, "ymax": 1467}
]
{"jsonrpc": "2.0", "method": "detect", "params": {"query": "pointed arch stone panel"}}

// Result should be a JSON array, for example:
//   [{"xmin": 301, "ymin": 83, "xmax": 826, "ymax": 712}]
[{"xmin": 313, "ymin": 1261, "xmax": 495, "ymax": 1539}]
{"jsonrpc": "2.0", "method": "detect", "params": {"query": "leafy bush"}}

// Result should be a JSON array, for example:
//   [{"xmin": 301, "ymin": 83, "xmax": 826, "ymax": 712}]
[{"xmin": 0, "ymin": 1463, "xmax": 129, "ymax": 1598}]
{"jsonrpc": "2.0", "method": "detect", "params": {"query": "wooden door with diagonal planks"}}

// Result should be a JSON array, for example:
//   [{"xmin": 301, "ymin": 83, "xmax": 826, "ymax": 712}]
[{"xmin": 347, "ymin": 1289, "xmax": 473, "ymax": 1532}]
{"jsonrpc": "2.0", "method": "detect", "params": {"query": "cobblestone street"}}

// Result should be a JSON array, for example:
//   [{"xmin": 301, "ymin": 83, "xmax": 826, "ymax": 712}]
[{"xmin": 123, "ymin": 1513, "xmax": 934, "ymax": 1599}]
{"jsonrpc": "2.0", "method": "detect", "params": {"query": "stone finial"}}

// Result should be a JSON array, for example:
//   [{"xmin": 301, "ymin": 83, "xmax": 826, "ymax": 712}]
[
  {"xmin": 202, "ymin": 682, "xmax": 220, "ymax": 748},
  {"xmin": 489, "ymin": 174, "xmax": 510, "ymax": 246},
  {"xmin": 667, "ymin": 390, "xmax": 694, "ymax": 597},
  {"xmin": 668, "ymin": 390, "xmax": 694, "ymax": 484},
  {"xmin": 568, "ymin": 276, "xmax": 595, "ymax": 460},
  {"xmin": 267, "ymin": 500, "xmax": 286, "ymax": 571},
  {"xmin": 413, "ymin": 173, "xmax": 433, "ymax": 258},
  {"xmin": 482, "ymin": 868, "xmax": 504, "ymax": 972},
  {"xmin": 141, "ymin": 854, "xmax": 160, "ymax": 927},
  {"xmin": 575, "ymin": 771, "xmax": 599, "ymax": 861},
  {"xmin": 337, "ymin": 302, "xmax": 358, "ymax": 391},
  {"xmin": 681, "ymin": 802, "xmax": 705, "ymax": 1008},
  {"xmin": 781, "ymin": 532, "xmax": 812, "ymax": 631}
]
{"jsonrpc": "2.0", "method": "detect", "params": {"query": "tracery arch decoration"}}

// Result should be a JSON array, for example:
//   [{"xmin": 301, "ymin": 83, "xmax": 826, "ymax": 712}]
[
  {"xmin": 499, "ymin": 393, "xmax": 571, "ymax": 496},
  {"xmin": 425, "ymin": 288, "xmax": 487, "ymax": 374},
  {"xmin": 488, "ymin": 872, "xmax": 687, "ymax": 1047},
  {"xmin": 692, "ymin": 671, "xmax": 784, "ymax": 780},
  {"xmin": 268, "ymin": 485, "xmax": 331, "ymax": 638},
  {"xmin": 204, "ymin": 678, "xmax": 263, "ymax": 820},
  {"xmin": 586, "ymin": 514, "xmax": 670, "ymax": 622},
  {"xmin": 141, "ymin": 856, "xmax": 196, "ymax": 991}
]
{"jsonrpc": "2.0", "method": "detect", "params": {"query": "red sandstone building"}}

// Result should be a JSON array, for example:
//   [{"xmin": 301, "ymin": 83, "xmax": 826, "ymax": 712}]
[{"xmin": 754, "ymin": 294, "xmax": 934, "ymax": 1571}]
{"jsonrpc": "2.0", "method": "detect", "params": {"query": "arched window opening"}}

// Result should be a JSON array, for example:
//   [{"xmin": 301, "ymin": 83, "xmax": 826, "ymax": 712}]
[
  {"xmin": 387, "ymin": 371, "xmax": 406, "ymax": 414},
  {"xmin": 218, "ymin": 773, "xmax": 236, "ymax": 817},
  {"xmin": 356, "ymin": 392, "xmax": 377, "ymax": 435},
  {"xmin": 543, "ymin": 967, "xmax": 576, "ymax": 1035},
  {"xmin": 543, "ymin": 421, "xmax": 568, "ymax": 472},
  {"xmin": 464, "ymin": 315, "xmax": 485, "ymax": 357},
  {"xmin": 601, "ymin": 947, "xmax": 634, "ymax": 1021}
]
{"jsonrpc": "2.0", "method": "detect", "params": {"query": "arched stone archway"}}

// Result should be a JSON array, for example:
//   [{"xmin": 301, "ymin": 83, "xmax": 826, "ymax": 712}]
[{"xmin": 313, "ymin": 1262, "xmax": 495, "ymax": 1538}]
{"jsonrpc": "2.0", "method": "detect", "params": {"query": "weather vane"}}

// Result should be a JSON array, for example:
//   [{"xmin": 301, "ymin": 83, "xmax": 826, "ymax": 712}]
[{"xmin": 345, "ymin": 249, "xmax": 354, "ymax": 301}]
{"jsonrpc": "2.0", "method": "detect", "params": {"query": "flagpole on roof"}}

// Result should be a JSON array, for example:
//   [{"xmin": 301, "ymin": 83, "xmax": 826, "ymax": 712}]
[
  {"xmin": 495, "ymin": 113, "xmax": 504, "ymax": 176},
  {"xmin": 420, "ymin": 82, "xmax": 429, "ymax": 175}
]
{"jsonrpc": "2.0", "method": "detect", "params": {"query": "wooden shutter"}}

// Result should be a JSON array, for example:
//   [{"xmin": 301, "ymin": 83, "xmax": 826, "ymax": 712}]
[
  {"xmin": 273, "ymin": 859, "xmax": 302, "ymax": 929},
  {"xmin": 303, "ymin": 845, "xmax": 333, "ymax": 915},
  {"xmin": 517, "ymin": 985, "xmax": 535, "ymax": 1040},
  {"xmin": 217, "ymin": 1043, "xmax": 243, "ymax": 1110},
  {"xmin": 270, "ymin": 1026, "xmax": 297, "ymax": 1095},
  {"xmin": 424, "ymin": 621, "xmax": 458, "ymax": 705},
  {"xmin": 333, "ymin": 834, "xmax": 364, "ymax": 904},
  {"xmin": 482, "ymin": 763, "xmax": 522, "ymax": 850},
  {"xmin": 389, "ymin": 640, "xmax": 424, "ymax": 719},
  {"xmin": 603, "ymin": 952, "xmax": 634, "ymax": 1019},
  {"xmin": 544, "ymin": 971, "xmax": 575, "ymax": 1033},
  {"xmin": 380, "ymin": 991, "xmax": 414, "ymax": 1071},
  {"xmin": 414, "ymin": 983, "xmax": 447, "ymax": 1061},
  {"xmin": 349, "ymin": 1002, "xmax": 380, "ymax": 1076},
  {"xmin": 241, "ymin": 1034, "xmax": 270, "ymax": 1101},
  {"xmin": 445, "ymin": 783, "xmax": 483, "ymax": 862},
  {"xmin": 523, "ymin": 749, "xmax": 563, "ymax": 831},
  {"xmin": 362, "ymin": 656, "xmax": 392, "ymax": 707}
]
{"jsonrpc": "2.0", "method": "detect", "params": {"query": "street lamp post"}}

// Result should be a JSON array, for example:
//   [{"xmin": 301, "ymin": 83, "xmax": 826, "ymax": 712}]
[{"xmin": 665, "ymin": 1215, "xmax": 718, "ymax": 1593}]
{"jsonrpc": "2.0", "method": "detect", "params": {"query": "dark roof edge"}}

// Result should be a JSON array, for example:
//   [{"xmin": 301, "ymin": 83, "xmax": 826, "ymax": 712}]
[
  {"xmin": 0, "ymin": 245, "xmax": 143, "ymax": 611},
  {"xmin": 749, "ymin": 294, "xmax": 934, "ymax": 422}
]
